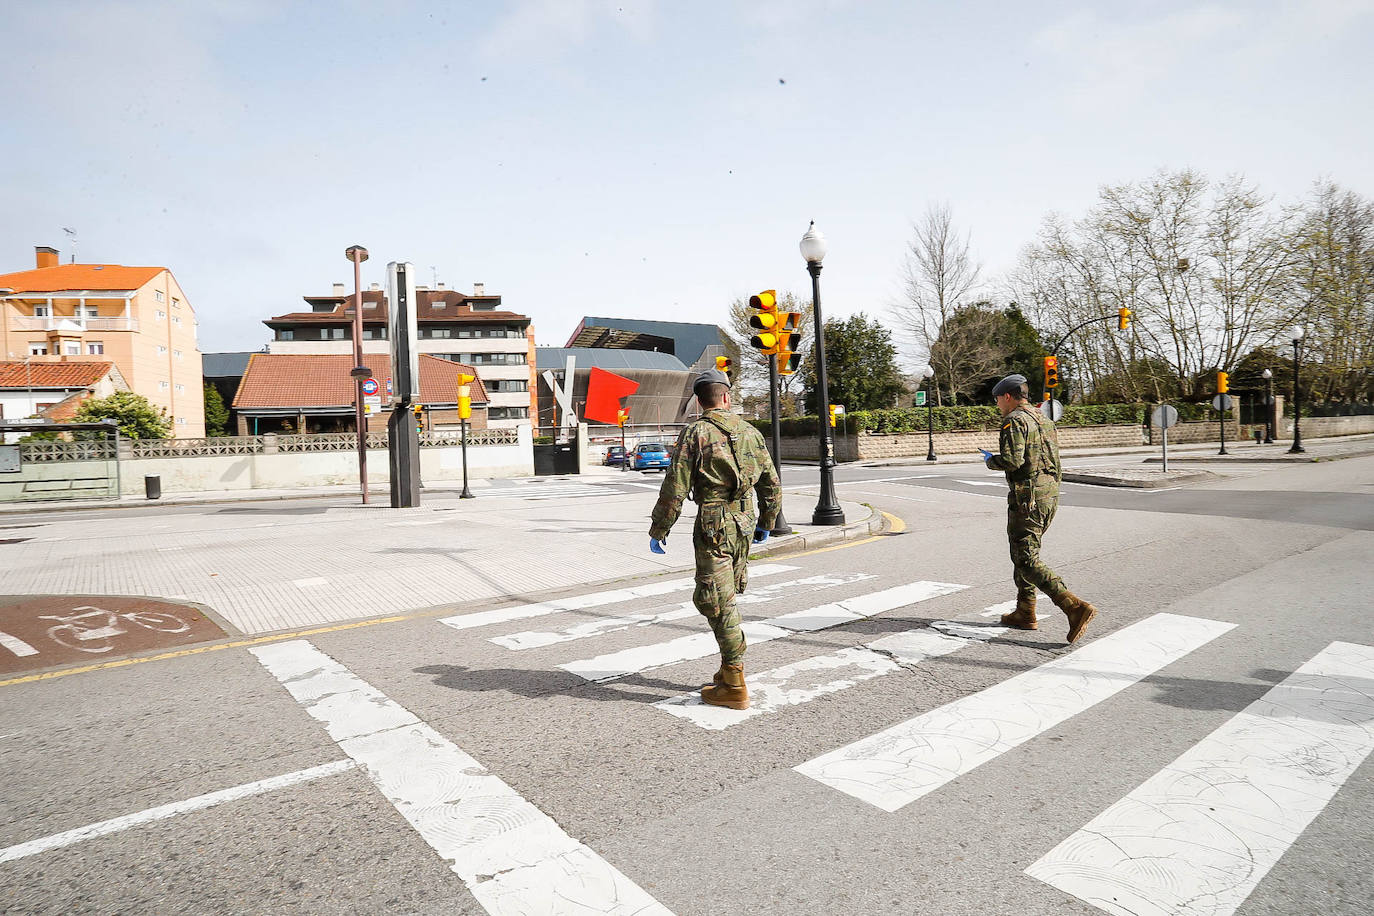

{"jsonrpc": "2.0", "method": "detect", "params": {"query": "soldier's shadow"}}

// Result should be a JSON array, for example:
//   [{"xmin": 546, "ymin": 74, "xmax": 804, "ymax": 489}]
[{"xmin": 414, "ymin": 663, "xmax": 699, "ymax": 704}]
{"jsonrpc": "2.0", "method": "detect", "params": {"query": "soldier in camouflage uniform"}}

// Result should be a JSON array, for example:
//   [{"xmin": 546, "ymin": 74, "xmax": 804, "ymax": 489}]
[
  {"xmin": 648, "ymin": 368, "xmax": 782, "ymax": 709},
  {"xmin": 983, "ymin": 374, "xmax": 1098, "ymax": 644}
]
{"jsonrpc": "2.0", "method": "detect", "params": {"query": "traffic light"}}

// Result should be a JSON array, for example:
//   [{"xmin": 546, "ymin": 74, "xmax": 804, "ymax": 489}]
[
  {"xmin": 715, "ymin": 355, "xmax": 732, "ymax": 376},
  {"xmin": 617, "ymin": 408, "xmax": 629, "ymax": 428},
  {"xmin": 457, "ymin": 373, "xmax": 475, "ymax": 420},
  {"xmin": 749, "ymin": 290, "xmax": 781, "ymax": 354},
  {"xmin": 1217, "ymin": 371, "xmax": 1229, "ymax": 393},
  {"xmin": 1118, "ymin": 307, "xmax": 1131, "ymax": 331},
  {"xmin": 828, "ymin": 404, "xmax": 837, "ymax": 427},
  {"xmin": 776, "ymin": 311, "xmax": 803, "ymax": 375},
  {"xmin": 412, "ymin": 402, "xmax": 424, "ymax": 432},
  {"xmin": 1044, "ymin": 355, "xmax": 1060, "ymax": 389}
]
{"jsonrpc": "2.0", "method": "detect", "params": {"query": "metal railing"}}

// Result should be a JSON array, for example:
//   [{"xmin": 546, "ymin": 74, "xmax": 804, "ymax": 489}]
[{"xmin": 10, "ymin": 317, "xmax": 140, "ymax": 332}]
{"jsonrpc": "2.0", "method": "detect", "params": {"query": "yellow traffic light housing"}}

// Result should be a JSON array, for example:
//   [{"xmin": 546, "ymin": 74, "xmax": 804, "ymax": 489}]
[
  {"xmin": 1044, "ymin": 355, "xmax": 1060, "ymax": 389},
  {"xmin": 828, "ymin": 404, "xmax": 837, "ymax": 427},
  {"xmin": 715, "ymin": 355, "xmax": 732, "ymax": 376},
  {"xmin": 776, "ymin": 311, "xmax": 803, "ymax": 376},
  {"xmin": 1118, "ymin": 307, "xmax": 1131, "ymax": 331},
  {"xmin": 616, "ymin": 408, "xmax": 629, "ymax": 428},
  {"xmin": 749, "ymin": 290, "xmax": 781, "ymax": 354},
  {"xmin": 1217, "ymin": 371, "xmax": 1229, "ymax": 393}
]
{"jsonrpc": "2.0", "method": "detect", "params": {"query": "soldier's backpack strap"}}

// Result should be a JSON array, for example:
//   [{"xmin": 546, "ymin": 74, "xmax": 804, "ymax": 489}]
[{"xmin": 703, "ymin": 414, "xmax": 747, "ymax": 502}]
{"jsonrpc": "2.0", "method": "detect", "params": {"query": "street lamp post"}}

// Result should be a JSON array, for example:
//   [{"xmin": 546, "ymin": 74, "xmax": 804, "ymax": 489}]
[
  {"xmin": 916, "ymin": 364, "xmax": 936, "ymax": 461},
  {"xmin": 1288, "ymin": 325, "xmax": 1306, "ymax": 454},
  {"xmin": 801, "ymin": 222, "xmax": 844, "ymax": 526},
  {"xmin": 345, "ymin": 245, "xmax": 370, "ymax": 503},
  {"xmin": 1261, "ymin": 368, "xmax": 1275, "ymax": 443}
]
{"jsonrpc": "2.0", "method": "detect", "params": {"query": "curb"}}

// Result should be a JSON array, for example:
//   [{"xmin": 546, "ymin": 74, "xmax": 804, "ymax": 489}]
[
  {"xmin": 750, "ymin": 501, "xmax": 884, "ymax": 557},
  {"xmin": 1143, "ymin": 447, "xmax": 1374, "ymax": 464},
  {"xmin": 1063, "ymin": 470, "xmax": 1217, "ymax": 488}
]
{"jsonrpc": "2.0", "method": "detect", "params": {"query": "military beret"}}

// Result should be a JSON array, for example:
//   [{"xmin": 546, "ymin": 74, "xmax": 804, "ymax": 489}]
[
  {"xmin": 991, "ymin": 374, "xmax": 1028, "ymax": 398},
  {"xmin": 693, "ymin": 368, "xmax": 730, "ymax": 393}
]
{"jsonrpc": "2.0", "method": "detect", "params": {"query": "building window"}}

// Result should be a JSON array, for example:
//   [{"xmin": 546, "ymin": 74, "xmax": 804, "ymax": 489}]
[
  {"xmin": 155, "ymin": 290, "xmax": 165, "ymax": 302},
  {"xmin": 29, "ymin": 343, "xmax": 47, "ymax": 355},
  {"xmin": 277, "ymin": 329, "xmax": 294, "ymax": 341},
  {"xmin": 460, "ymin": 352, "xmax": 526, "ymax": 365},
  {"xmin": 172, "ymin": 298, "xmax": 180, "ymax": 308},
  {"xmin": 172, "ymin": 316, "xmax": 182, "ymax": 326},
  {"xmin": 361, "ymin": 327, "xmax": 387, "ymax": 339},
  {"xmin": 487, "ymin": 379, "xmax": 528, "ymax": 392},
  {"xmin": 419, "ymin": 327, "xmax": 452, "ymax": 339},
  {"xmin": 175, "ymin": 384, "xmax": 185, "ymax": 393},
  {"xmin": 64, "ymin": 342, "xmax": 81, "ymax": 355},
  {"xmin": 158, "ymin": 345, "xmax": 168, "ymax": 354},
  {"xmin": 327, "ymin": 327, "xmax": 347, "ymax": 340},
  {"xmin": 82, "ymin": 306, "xmax": 99, "ymax": 318},
  {"xmin": 488, "ymin": 407, "xmax": 529, "ymax": 420},
  {"xmin": 34, "ymin": 305, "xmax": 50, "ymax": 317},
  {"xmin": 174, "ymin": 349, "xmax": 183, "ymax": 359},
  {"xmin": 156, "ymin": 310, "xmax": 166, "ymax": 321},
  {"xmin": 176, "ymin": 417, "xmax": 186, "ymax": 425},
  {"xmin": 87, "ymin": 342, "xmax": 105, "ymax": 355},
  {"xmin": 159, "ymin": 381, "xmax": 170, "ymax": 390}
]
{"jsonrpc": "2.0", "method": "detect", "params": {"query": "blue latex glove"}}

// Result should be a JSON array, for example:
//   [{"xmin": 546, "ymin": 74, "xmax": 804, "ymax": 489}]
[
  {"xmin": 649, "ymin": 537, "xmax": 667, "ymax": 555},
  {"xmin": 753, "ymin": 527, "xmax": 770, "ymax": 544},
  {"xmin": 978, "ymin": 448, "xmax": 994, "ymax": 461}
]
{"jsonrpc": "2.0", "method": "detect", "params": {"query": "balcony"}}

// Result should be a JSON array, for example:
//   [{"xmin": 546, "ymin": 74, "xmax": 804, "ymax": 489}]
[{"xmin": 10, "ymin": 317, "xmax": 140, "ymax": 332}]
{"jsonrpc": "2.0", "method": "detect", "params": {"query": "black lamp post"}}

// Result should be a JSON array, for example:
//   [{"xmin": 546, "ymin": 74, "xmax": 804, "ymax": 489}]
[
  {"xmin": 916, "ymin": 364, "xmax": 936, "ymax": 461},
  {"xmin": 801, "ymin": 222, "xmax": 844, "ymax": 526},
  {"xmin": 1288, "ymin": 325, "xmax": 1306, "ymax": 454},
  {"xmin": 1261, "ymin": 368, "xmax": 1275, "ymax": 443}
]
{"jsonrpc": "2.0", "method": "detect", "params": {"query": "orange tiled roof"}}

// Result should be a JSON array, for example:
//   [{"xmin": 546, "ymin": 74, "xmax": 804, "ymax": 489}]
[
  {"xmin": 0, "ymin": 361, "xmax": 116, "ymax": 389},
  {"xmin": 232, "ymin": 354, "xmax": 489, "ymax": 409},
  {"xmin": 0, "ymin": 263, "xmax": 164, "ymax": 293}
]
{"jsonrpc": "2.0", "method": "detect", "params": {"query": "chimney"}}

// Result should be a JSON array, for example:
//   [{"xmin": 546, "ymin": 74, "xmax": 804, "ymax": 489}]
[
  {"xmin": 437, "ymin": 282, "xmax": 446, "ymax": 290},
  {"xmin": 36, "ymin": 246, "xmax": 59, "ymax": 269},
  {"xmin": 370, "ymin": 282, "xmax": 380, "ymax": 291},
  {"xmin": 332, "ymin": 282, "xmax": 346, "ymax": 296},
  {"xmin": 473, "ymin": 282, "xmax": 485, "ymax": 296}
]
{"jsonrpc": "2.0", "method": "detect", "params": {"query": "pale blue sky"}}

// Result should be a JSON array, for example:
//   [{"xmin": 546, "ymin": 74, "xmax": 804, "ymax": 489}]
[{"xmin": 3, "ymin": 0, "xmax": 1371, "ymax": 355}]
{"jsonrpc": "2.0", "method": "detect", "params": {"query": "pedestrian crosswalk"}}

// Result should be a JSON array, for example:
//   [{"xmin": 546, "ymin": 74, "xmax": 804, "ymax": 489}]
[
  {"xmin": 483, "ymin": 480, "xmax": 632, "ymax": 501},
  {"xmin": 430, "ymin": 569, "xmax": 1374, "ymax": 916}
]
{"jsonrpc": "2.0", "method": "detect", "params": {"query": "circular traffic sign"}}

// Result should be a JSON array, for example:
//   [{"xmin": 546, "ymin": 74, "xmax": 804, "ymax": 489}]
[
  {"xmin": 1151, "ymin": 404, "xmax": 1180, "ymax": 429},
  {"xmin": 1211, "ymin": 393, "xmax": 1233, "ymax": 411},
  {"xmin": 1041, "ymin": 398, "xmax": 1064, "ymax": 422},
  {"xmin": 361, "ymin": 378, "xmax": 379, "ymax": 396}
]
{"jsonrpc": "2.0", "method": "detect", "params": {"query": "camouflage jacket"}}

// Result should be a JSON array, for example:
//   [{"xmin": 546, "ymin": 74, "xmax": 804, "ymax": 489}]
[
  {"xmin": 985, "ymin": 404, "xmax": 1062, "ymax": 506},
  {"xmin": 649, "ymin": 409, "xmax": 781, "ymax": 540}
]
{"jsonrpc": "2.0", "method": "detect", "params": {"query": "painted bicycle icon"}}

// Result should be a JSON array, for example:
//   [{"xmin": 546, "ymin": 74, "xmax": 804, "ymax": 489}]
[{"xmin": 39, "ymin": 605, "xmax": 191, "ymax": 653}]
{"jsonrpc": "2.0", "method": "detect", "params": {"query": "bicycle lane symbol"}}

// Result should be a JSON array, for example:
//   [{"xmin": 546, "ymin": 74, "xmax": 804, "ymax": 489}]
[{"xmin": 0, "ymin": 596, "xmax": 227, "ymax": 677}]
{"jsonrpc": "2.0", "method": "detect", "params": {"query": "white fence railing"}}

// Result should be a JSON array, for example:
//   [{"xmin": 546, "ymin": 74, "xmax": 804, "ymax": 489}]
[
  {"xmin": 9, "ymin": 317, "xmax": 139, "ymax": 332},
  {"xmin": 17, "ymin": 430, "xmax": 521, "ymax": 462}
]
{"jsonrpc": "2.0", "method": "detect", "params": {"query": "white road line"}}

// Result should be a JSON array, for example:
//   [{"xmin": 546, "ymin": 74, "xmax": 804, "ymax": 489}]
[
  {"xmin": 491, "ymin": 573, "xmax": 878, "ymax": 651},
  {"xmin": 0, "ymin": 629, "xmax": 39, "ymax": 657},
  {"xmin": 0, "ymin": 760, "xmax": 357, "ymax": 864},
  {"xmin": 251, "ymin": 641, "xmax": 671, "ymax": 916},
  {"xmin": 795, "ymin": 613, "xmax": 1235, "ymax": 812},
  {"xmin": 292, "ymin": 577, "xmax": 329, "ymax": 588},
  {"xmin": 1026, "ymin": 640, "xmax": 1374, "ymax": 916},
  {"xmin": 955, "ymin": 479, "xmax": 1005, "ymax": 487},
  {"xmin": 840, "ymin": 475, "xmax": 941, "ymax": 484},
  {"xmin": 980, "ymin": 600, "xmax": 1017, "ymax": 618},
  {"xmin": 438, "ymin": 564, "xmax": 799, "ymax": 631},
  {"xmin": 560, "ymin": 580, "xmax": 968, "ymax": 682},
  {"xmin": 658, "ymin": 620, "xmax": 1006, "ymax": 729}
]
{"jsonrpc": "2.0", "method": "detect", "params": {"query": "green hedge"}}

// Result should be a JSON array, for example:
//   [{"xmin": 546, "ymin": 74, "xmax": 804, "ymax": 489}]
[{"xmin": 750, "ymin": 403, "xmax": 1157, "ymax": 437}]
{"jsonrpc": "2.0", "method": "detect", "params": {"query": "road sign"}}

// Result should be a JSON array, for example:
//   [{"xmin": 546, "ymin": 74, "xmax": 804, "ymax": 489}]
[
  {"xmin": 1151, "ymin": 404, "xmax": 1180, "ymax": 429},
  {"xmin": 914, "ymin": 391, "xmax": 926, "ymax": 407},
  {"xmin": 386, "ymin": 378, "xmax": 393, "ymax": 396},
  {"xmin": 1212, "ymin": 394, "xmax": 1233, "ymax": 411},
  {"xmin": 1041, "ymin": 398, "xmax": 1064, "ymax": 422},
  {"xmin": 833, "ymin": 405, "xmax": 846, "ymax": 416},
  {"xmin": 361, "ymin": 378, "xmax": 379, "ymax": 396}
]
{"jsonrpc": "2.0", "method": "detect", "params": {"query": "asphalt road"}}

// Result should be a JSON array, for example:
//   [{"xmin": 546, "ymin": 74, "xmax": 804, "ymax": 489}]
[{"xmin": 2, "ymin": 457, "xmax": 1372, "ymax": 915}]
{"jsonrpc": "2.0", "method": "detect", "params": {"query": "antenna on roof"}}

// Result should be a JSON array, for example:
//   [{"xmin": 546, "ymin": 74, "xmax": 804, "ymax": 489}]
[
  {"xmin": 62, "ymin": 227, "xmax": 77, "ymax": 264},
  {"xmin": 431, "ymin": 266, "xmax": 438, "ymax": 288}
]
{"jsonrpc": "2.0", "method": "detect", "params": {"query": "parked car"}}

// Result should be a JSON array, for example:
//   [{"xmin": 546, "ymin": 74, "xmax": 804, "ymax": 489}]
[
  {"xmin": 632, "ymin": 443, "xmax": 671, "ymax": 471},
  {"xmin": 603, "ymin": 445, "xmax": 627, "ymax": 466}
]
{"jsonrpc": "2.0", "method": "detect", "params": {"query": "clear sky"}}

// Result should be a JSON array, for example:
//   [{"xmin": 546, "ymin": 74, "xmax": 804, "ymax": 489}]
[{"xmin": 3, "ymin": 0, "xmax": 1371, "ymax": 357}]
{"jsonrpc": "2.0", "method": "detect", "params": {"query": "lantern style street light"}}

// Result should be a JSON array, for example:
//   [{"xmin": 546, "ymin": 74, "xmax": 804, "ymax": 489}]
[
  {"xmin": 916, "ymin": 364, "xmax": 936, "ymax": 461},
  {"xmin": 1287, "ymin": 325, "xmax": 1306, "ymax": 454},
  {"xmin": 801, "ymin": 222, "xmax": 844, "ymax": 526}
]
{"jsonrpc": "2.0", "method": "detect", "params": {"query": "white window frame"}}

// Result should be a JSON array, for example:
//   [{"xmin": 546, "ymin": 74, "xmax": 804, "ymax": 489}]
[
  {"xmin": 157, "ymin": 345, "xmax": 168, "ymax": 354},
  {"xmin": 154, "ymin": 290, "xmax": 165, "ymax": 302},
  {"xmin": 87, "ymin": 341, "xmax": 105, "ymax": 355},
  {"xmin": 34, "ymin": 305, "xmax": 50, "ymax": 318},
  {"xmin": 159, "ymin": 380, "xmax": 170, "ymax": 390},
  {"xmin": 28, "ymin": 343, "xmax": 47, "ymax": 355},
  {"xmin": 63, "ymin": 342, "xmax": 81, "ymax": 355}
]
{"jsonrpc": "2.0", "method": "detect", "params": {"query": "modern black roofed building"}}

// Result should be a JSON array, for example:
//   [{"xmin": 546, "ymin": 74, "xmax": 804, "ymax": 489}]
[
  {"xmin": 563, "ymin": 317, "xmax": 727, "ymax": 370},
  {"xmin": 535, "ymin": 346, "xmax": 698, "ymax": 431}
]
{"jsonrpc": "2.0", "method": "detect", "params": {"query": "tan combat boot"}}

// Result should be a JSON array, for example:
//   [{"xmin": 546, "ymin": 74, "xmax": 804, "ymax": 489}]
[
  {"xmin": 999, "ymin": 595, "xmax": 1038, "ymax": 630},
  {"xmin": 1055, "ymin": 593, "xmax": 1099, "ymax": 644},
  {"xmin": 700, "ymin": 664, "xmax": 749, "ymax": 710}
]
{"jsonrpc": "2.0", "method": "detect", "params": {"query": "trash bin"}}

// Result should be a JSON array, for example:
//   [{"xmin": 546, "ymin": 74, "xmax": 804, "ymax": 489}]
[{"xmin": 145, "ymin": 475, "xmax": 161, "ymax": 500}]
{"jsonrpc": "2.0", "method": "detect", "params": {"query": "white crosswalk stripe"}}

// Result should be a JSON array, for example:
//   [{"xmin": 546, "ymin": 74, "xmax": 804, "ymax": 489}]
[
  {"xmin": 1026, "ymin": 640, "xmax": 1374, "ymax": 916},
  {"xmin": 559, "ymin": 580, "xmax": 968, "ymax": 682},
  {"xmin": 437, "ymin": 564, "xmax": 799, "ymax": 631},
  {"xmin": 489, "ymin": 572, "xmax": 878, "ymax": 651},
  {"xmin": 656, "ymin": 620, "xmax": 1006, "ymax": 729},
  {"xmin": 252, "ymin": 640, "xmax": 672, "ymax": 916},
  {"xmin": 795, "ymin": 613, "xmax": 1235, "ymax": 812}
]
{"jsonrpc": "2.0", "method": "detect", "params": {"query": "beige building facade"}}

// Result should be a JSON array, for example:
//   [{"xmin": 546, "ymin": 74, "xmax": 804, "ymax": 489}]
[{"xmin": 0, "ymin": 246, "xmax": 206, "ymax": 437}]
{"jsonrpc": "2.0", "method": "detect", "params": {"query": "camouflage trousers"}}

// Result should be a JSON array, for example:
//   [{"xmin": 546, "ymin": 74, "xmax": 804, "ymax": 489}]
[
  {"xmin": 1007, "ymin": 498, "xmax": 1070, "ymax": 605},
  {"xmin": 692, "ymin": 503, "xmax": 753, "ymax": 666}
]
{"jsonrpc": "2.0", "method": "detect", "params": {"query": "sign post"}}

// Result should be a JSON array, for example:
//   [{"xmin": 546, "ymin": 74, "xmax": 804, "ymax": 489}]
[
  {"xmin": 1152, "ymin": 404, "xmax": 1180, "ymax": 472},
  {"xmin": 1212, "ymin": 393, "xmax": 1233, "ymax": 457}
]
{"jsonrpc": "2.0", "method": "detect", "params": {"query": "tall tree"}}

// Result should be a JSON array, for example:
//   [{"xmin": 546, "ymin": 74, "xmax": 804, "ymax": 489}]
[
  {"xmin": 203, "ymin": 383, "xmax": 230, "ymax": 436},
  {"xmin": 73, "ymin": 391, "xmax": 172, "ymax": 439},
  {"xmin": 892, "ymin": 203, "xmax": 982, "ymax": 404},
  {"xmin": 802, "ymin": 313, "xmax": 906, "ymax": 413}
]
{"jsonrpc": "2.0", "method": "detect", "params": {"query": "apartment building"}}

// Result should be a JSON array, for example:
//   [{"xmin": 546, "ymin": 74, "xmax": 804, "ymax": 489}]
[
  {"xmin": 0, "ymin": 246, "xmax": 206, "ymax": 437},
  {"xmin": 264, "ymin": 282, "xmax": 536, "ymax": 428}
]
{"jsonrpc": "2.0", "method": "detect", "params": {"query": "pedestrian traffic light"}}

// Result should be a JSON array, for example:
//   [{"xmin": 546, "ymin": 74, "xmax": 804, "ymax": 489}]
[
  {"xmin": 1118, "ymin": 307, "xmax": 1131, "ymax": 331},
  {"xmin": 776, "ymin": 311, "xmax": 803, "ymax": 375},
  {"xmin": 749, "ymin": 290, "xmax": 781, "ymax": 355},
  {"xmin": 715, "ymin": 355, "xmax": 732, "ymax": 376},
  {"xmin": 1217, "ymin": 371, "xmax": 1229, "ymax": 393},
  {"xmin": 828, "ymin": 404, "xmax": 837, "ymax": 427},
  {"xmin": 457, "ymin": 372, "xmax": 475, "ymax": 420},
  {"xmin": 413, "ymin": 402, "xmax": 424, "ymax": 432},
  {"xmin": 1044, "ymin": 355, "xmax": 1060, "ymax": 389},
  {"xmin": 617, "ymin": 408, "xmax": 628, "ymax": 428}
]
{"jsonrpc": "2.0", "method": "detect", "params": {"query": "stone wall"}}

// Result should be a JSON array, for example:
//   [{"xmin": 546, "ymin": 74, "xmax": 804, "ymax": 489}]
[
  {"xmin": 1280, "ymin": 414, "xmax": 1374, "ymax": 438},
  {"xmin": 778, "ymin": 424, "xmax": 1144, "ymax": 462},
  {"xmin": 1145, "ymin": 416, "xmax": 1242, "ymax": 445}
]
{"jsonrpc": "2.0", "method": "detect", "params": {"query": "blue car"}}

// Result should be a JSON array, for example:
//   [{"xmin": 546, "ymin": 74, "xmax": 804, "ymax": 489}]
[{"xmin": 632, "ymin": 443, "xmax": 671, "ymax": 471}]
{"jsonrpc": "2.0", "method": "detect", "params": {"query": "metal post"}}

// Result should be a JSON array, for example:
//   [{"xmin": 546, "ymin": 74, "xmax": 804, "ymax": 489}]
[
  {"xmin": 1218, "ymin": 395, "xmax": 1228, "ymax": 455},
  {"xmin": 925, "ymin": 391, "xmax": 936, "ymax": 462},
  {"xmin": 1264, "ymin": 374, "xmax": 1275, "ymax": 443},
  {"xmin": 1162, "ymin": 425, "xmax": 1169, "ymax": 472},
  {"xmin": 768, "ymin": 353, "xmax": 792, "ymax": 536},
  {"xmin": 346, "ymin": 246, "xmax": 369, "ymax": 504},
  {"xmin": 1288, "ymin": 340, "xmax": 1305, "ymax": 454},
  {"xmin": 620, "ymin": 423, "xmax": 627, "ymax": 472},
  {"xmin": 808, "ymin": 261, "xmax": 844, "ymax": 526},
  {"xmin": 459, "ymin": 416, "xmax": 474, "ymax": 498}
]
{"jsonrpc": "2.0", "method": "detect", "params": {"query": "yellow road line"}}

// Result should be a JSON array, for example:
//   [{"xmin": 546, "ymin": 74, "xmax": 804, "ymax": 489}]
[{"xmin": 4, "ymin": 511, "xmax": 908, "ymax": 689}]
